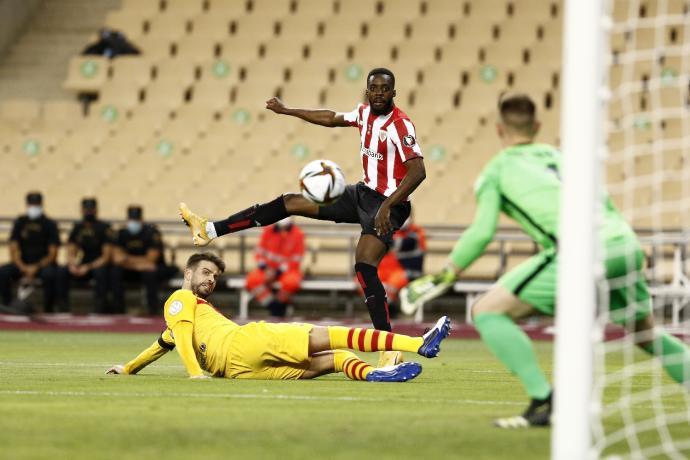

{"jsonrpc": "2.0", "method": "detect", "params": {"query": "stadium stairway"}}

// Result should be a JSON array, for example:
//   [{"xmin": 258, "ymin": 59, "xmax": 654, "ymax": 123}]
[{"xmin": 0, "ymin": 0, "xmax": 121, "ymax": 101}]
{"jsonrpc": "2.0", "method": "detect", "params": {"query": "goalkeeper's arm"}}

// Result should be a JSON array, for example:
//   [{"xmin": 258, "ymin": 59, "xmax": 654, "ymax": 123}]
[
  {"xmin": 106, "ymin": 329, "xmax": 175, "ymax": 375},
  {"xmin": 403, "ymin": 187, "xmax": 501, "ymax": 310}
]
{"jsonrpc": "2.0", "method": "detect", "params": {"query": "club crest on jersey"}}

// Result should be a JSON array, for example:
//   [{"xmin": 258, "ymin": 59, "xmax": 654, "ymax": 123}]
[
  {"xmin": 402, "ymin": 135, "xmax": 416, "ymax": 147},
  {"xmin": 168, "ymin": 300, "xmax": 183, "ymax": 316},
  {"xmin": 378, "ymin": 131, "xmax": 388, "ymax": 142}
]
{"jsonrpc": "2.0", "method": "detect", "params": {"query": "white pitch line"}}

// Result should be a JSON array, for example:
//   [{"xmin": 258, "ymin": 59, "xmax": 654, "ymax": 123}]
[{"xmin": 0, "ymin": 389, "xmax": 524, "ymax": 406}]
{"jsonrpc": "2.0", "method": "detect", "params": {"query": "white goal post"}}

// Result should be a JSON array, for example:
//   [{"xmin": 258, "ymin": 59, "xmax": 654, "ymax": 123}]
[{"xmin": 553, "ymin": 0, "xmax": 606, "ymax": 458}]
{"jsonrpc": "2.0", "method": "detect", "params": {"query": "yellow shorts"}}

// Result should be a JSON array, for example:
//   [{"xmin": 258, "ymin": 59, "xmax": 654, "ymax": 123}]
[{"xmin": 225, "ymin": 321, "xmax": 314, "ymax": 380}]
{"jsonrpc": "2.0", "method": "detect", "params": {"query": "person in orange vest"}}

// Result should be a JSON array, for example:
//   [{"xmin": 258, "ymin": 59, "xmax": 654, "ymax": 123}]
[
  {"xmin": 377, "ymin": 217, "xmax": 427, "ymax": 316},
  {"xmin": 245, "ymin": 217, "xmax": 305, "ymax": 317}
]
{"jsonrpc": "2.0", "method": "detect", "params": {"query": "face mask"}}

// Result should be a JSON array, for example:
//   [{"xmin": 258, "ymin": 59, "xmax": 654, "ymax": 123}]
[
  {"xmin": 27, "ymin": 206, "xmax": 43, "ymax": 220},
  {"xmin": 127, "ymin": 220, "xmax": 142, "ymax": 234}
]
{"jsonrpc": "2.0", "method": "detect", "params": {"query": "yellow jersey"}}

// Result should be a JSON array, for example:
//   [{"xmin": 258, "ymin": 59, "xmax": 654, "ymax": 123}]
[{"xmin": 123, "ymin": 289, "xmax": 240, "ymax": 377}]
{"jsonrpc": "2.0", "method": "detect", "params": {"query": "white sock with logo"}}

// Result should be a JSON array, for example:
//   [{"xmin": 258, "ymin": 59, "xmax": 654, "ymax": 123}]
[{"xmin": 205, "ymin": 222, "xmax": 217, "ymax": 239}]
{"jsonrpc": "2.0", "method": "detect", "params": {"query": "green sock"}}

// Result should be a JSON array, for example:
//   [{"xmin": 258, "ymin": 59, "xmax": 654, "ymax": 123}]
[
  {"xmin": 474, "ymin": 312, "xmax": 552, "ymax": 399},
  {"xmin": 640, "ymin": 331, "xmax": 690, "ymax": 384}
]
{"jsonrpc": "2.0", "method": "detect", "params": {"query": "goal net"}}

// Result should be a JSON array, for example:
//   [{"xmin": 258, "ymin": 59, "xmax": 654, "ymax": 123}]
[{"xmin": 554, "ymin": 0, "xmax": 690, "ymax": 458}]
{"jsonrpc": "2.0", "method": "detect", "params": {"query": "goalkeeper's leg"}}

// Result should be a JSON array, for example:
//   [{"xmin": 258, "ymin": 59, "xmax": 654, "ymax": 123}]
[{"xmin": 635, "ymin": 314, "xmax": 690, "ymax": 385}]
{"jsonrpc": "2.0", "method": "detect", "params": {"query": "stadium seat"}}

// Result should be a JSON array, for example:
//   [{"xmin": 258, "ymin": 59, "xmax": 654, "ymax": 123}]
[
  {"xmin": 379, "ymin": 0, "xmax": 423, "ymax": 21},
  {"xmin": 304, "ymin": 37, "xmax": 350, "ymax": 65},
  {"xmin": 241, "ymin": 60, "xmax": 288, "ymax": 87},
  {"xmin": 439, "ymin": 40, "xmax": 483, "ymax": 68},
  {"xmin": 279, "ymin": 81, "xmax": 323, "ymax": 108},
  {"xmin": 509, "ymin": 0, "xmax": 559, "ymax": 23},
  {"xmin": 120, "ymin": 0, "xmax": 161, "ymax": 16},
  {"xmin": 232, "ymin": 15, "xmax": 279, "ymax": 41},
  {"xmin": 0, "ymin": 99, "xmax": 41, "ymax": 128},
  {"xmin": 189, "ymin": 80, "xmax": 232, "ymax": 111},
  {"xmin": 142, "ymin": 81, "xmax": 189, "ymax": 110},
  {"xmin": 407, "ymin": 17, "xmax": 456, "ymax": 45},
  {"xmin": 421, "ymin": 0, "xmax": 465, "ymax": 20},
  {"xmin": 163, "ymin": 0, "xmax": 204, "ymax": 16},
  {"xmin": 41, "ymin": 100, "xmax": 83, "ymax": 131},
  {"xmin": 261, "ymin": 39, "xmax": 307, "ymax": 65},
  {"xmin": 250, "ymin": 0, "xmax": 293, "ymax": 18},
  {"xmin": 320, "ymin": 15, "xmax": 366, "ymax": 41},
  {"xmin": 361, "ymin": 21, "xmax": 407, "ymax": 46},
  {"xmin": 135, "ymin": 35, "xmax": 174, "ymax": 60},
  {"xmin": 63, "ymin": 56, "xmax": 109, "ymax": 93},
  {"xmin": 335, "ymin": 0, "xmax": 378, "ymax": 18},
  {"xmin": 391, "ymin": 41, "xmax": 439, "ymax": 68},
  {"xmin": 147, "ymin": 14, "xmax": 191, "ymax": 40},
  {"xmin": 277, "ymin": 15, "xmax": 322, "ymax": 42},
  {"xmin": 98, "ymin": 82, "xmax": 143, "ymax": 112},
  {"xmin": 110, "ymin": 56, "xmax": 153, "ymax": 87},
  {"xmin": 295, "ymin": 0, "xmax": 335, "ymax": 18},
  {"xmin": 104, "ymin": 11, "xmax": 146, "ymax": 39},
  {"xmin": 153, "ymin": 58, "xmax": 197, "ymax": 86},
  {"xmin": 219, "ymin": 37, "xmax": 262, "ymax": 64},
  {"xmin": 175, "ymin": 35, "xmax": 220, "ymax": 62},
  {"xmin": 190, "ymin": 15, "xmax": 231, "ymax": 41}
]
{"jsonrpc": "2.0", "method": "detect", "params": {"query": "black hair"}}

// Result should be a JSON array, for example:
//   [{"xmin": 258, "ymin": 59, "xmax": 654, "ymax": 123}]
[
  {"xmin": 367, "ymin": 67, "xmax": 395, "ymax": 88},
  {"xmin": 498, "ymin": 92, "xmax": 537, "ymax": 133},
  {"xmin": 186, "ymin": 252, "xmax": 226, "ymax": 274}
]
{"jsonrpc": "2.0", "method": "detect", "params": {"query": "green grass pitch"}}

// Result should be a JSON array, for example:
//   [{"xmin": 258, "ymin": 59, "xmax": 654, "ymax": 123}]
[{"xmin": 0, "ymin": 330, "xmax": 687, "ymax": 459}]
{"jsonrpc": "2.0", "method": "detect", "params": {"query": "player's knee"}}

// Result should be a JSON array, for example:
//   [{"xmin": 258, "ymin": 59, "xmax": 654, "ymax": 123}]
[
  {"xmin": 280, "ymin": 271, "xmax": 302, "ymax": 293},
  {"xmin": 283, "ymin": 193, "xmax": 316, "ymax": 216}
]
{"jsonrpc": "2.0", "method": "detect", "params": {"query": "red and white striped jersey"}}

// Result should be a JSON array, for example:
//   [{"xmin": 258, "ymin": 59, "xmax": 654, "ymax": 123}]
[{"xmin": 341, "ymin": 104, "xmax": 423, "ymax": 198}]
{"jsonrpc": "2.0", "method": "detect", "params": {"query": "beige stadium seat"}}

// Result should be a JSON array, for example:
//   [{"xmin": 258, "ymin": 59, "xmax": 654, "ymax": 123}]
[
  {"xmin": 304, "ymin": 37, "xmax": 350, "ymax": 65},
  {"xmin": 189, "ymin": 81, "xmax": 232, "ymax": 110},
  {"xmin": 361, "ymin": 20, "xmax": 407, "ymax": 46},
  {"xmin": 391, "ymin": 41, "xmax": 439, "ymax": 67},
  {"xmin": 104, "ymin": 11, "xmax": 146, "ymax": 39},
  {"xmin": 121, "ymin": 0, "xmax": 161, "ymax": 15},
  {"xmin": 198, "ymin": 58, "xmax": 240, "ymax": 87},
  {"xmin": 321, "ymin": 15, "xmax": 366, "ymax": 41},
  {"xmin": 465, "ymin": 0, "xmax": 509, "ymax": 22},
  {"xmin": 496, "ymin": 21, "xmax": 540, "ymax": 46},
  {"xmin": 286, "ymin": 60, "xmax": 332, "ymax": 86},
  {"xmin": 147, "ymin": 14, "xmax": 191, "ymax": 40},
  {"xmin": 176, "ymin": 35, "xmax": 219, "ymax": 62},
  {"xmin": 233, "ymin": 84, "xmax": 279, "ymax": 118},
  {"xmin": 411, "ymin": 85, "xmax": 460, "ymax": 116},
  {"xmin": 529, "ymin": 40, "xmax": 561, "ymax": 67},
  {"xmin": 219, "ymin": 37, "xmax": 261, "ymax": 64},
  {"xmin": 170, "ymin": 105, "xmax": 217, "ymax": 134},
  {"xmin": 143, "ymin": 82, "xmax": 189, "ymax": 110},
  {"xmin": 277, "ymin": 16, "xmax": 321, "ymax": 42},
  {"xmin": 336, "ymin": 0, "xmax": 378, "ymax": 18},
  {"xmin": 241, "ymin": 60, "xmax": 288, "ymax": 87},
  {"xmin": 251, "ymin": 0, "xmax": 293, "ymax": 18},
  {"xmin": 348, "ymin": 42, "xmax": 394, "ymax": 67},
  {"xmin": 511, "ymin": 66, "xmax": 558, "ymax": 92},
  {"xmin": 261, "ymin": 39, "xmax": 307, "ymax": 65},
  {"xmin": 439, "ymin": 40, "xmax": 483, "ymax": 67},
  {"xmin": 41, "ymin": 100, "xmax": 82, "ymax": 130},
  {"xmin": 509, "ymin": 0, "xmax": 558, "ymax": 23},
  {"xmin": 454, "ymin": 16, "xmax": 499, "ymax": 44},
  {"xmin": 0, "ymin": 99, "xmax": 41, "ymax": 127},
  {"xmin": 295, "ymin": 0, "xmax": 335, "ymax": 18},
  {"xmin": 206, "ymin": 0, "xmax": 248, "ymax": 16},
  {"xmin": 323, "ymin": 86, "xmax": 366, "ymax": 110},
  {"xmin": 154, "ymin": 58, "xmax": 197, "ymax": 86},
  {"xmin": 420, "ymin": 62, "xmax": 467, "ymax": 90},
  {"xmin": 135, "ymin": 35, "xmax": 174, "ymax": 60},
  {"xmin": 98, "ymin": 81, "xmax": 143, "ymax": 110},
  {"xmin": 63, "ymin": 56, "xmax": 109, "ymax": 93},
  {"xmin": 407, "ymin": 17, "xmax": 456, "ymax": 45},
  {"xmin": 481, "ymin": 42, "xmax": 530, "ymax": 69},
  {"xmin": 164, "ymin": 0, "xmax": 204, "ymax": 16},
  {"xmin": 279, "ymin": 81, "xmax": 323, "ymax": 108},
  {"xmin": 231, "ymin": 15, "xmax": 279, "ymax": 41},
  {"xmin": 379, "ymin": 0, "xmax": 423, "ymax": 21},
  {"xmin": 110, "ymin": 56, "xmax": 153, "ymax": 87},
  {"xmin": 191, "ymin": 14, "xmax": 232, "ymax": 40}
]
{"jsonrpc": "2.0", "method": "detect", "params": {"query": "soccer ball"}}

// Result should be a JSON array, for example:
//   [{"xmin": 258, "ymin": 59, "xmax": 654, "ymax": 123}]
[{"xmin": 298, "ymin": 159, "xmax": 346, "ymax": 206}]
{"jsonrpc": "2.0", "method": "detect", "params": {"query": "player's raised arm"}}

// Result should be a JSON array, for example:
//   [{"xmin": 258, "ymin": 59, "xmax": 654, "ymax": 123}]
[{"xmin": 265, "ymin": 96, "xmax": 351, "ymax": 128}]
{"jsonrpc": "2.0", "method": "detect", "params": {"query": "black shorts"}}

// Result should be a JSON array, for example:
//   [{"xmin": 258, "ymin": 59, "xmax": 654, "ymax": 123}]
[{"xmin": 316, "ymin": 182, "xmax": 411, "ymax": 246}]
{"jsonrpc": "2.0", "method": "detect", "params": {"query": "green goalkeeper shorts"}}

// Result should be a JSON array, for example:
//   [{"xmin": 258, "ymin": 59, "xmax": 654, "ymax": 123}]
[{"xmin": 498, "ymin": 236, "xmax": 651, "ymax": 323}]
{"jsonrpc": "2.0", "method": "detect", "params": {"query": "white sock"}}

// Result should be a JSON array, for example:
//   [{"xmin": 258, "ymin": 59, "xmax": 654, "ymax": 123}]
[{"xmin": 205, "ymin": 222, "xmax": 217, "ymax": 239}]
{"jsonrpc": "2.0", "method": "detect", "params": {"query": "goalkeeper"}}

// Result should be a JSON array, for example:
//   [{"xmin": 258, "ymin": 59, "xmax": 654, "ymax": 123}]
[
  {"xmin": 106, "ymin": 252, "xmax": 450, "ymax": 383},
  {"xmin": 402, "ymin": 92, "xmax": 690, "ymax": 427}
]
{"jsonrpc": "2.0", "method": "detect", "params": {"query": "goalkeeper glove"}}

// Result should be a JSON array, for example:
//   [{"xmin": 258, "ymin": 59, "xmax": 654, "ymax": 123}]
[{"xmin": 400, "ymin": 267, "xmax": 456, "ymax": 316}]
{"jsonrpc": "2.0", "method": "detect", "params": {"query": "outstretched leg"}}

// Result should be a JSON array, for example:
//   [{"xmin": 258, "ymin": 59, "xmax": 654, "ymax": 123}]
[
  {"xmin": 307, "ymin": 316, "xmax": 451, "ymax": 358},
  {"xmin": 179, "ymin": 193, "xmax": 318, "ymax": 245}
]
